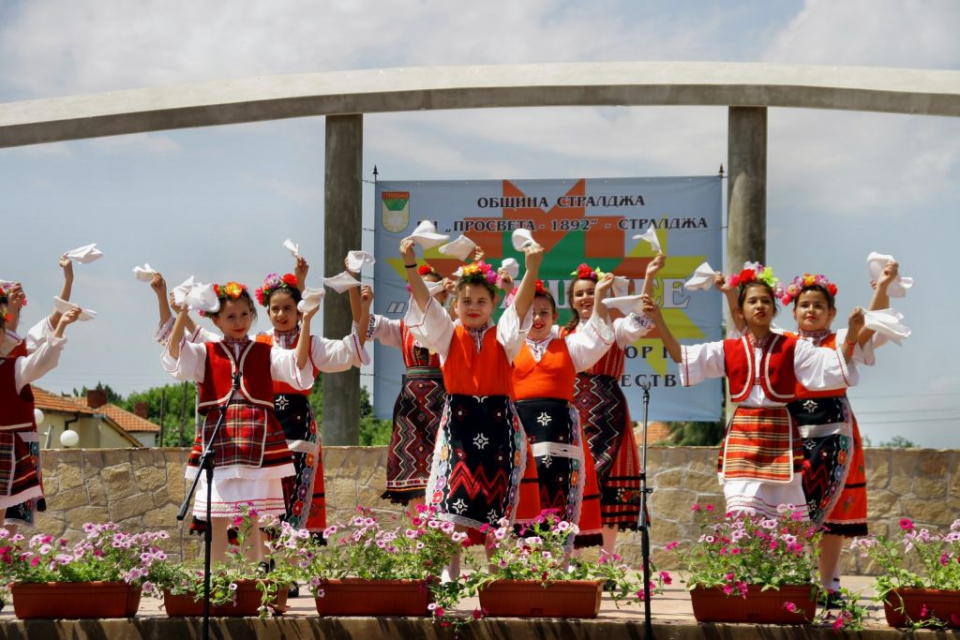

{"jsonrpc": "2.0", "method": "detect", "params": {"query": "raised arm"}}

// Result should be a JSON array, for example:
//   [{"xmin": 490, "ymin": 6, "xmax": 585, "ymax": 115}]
[
  {"xmin": 643, "ymin": 294, "xmax": 682, "ymax": 364},
  {"xmin": 715, "ymin": 272, "xmax": 744, "ymax": 334},
  {"xmin": 593, "ymin": 273, "xmax": 614, "ymax": 324},
  {"xmin": 641, "ymin": 254, "xmax": 665, "ymax": 299},
  {"xmin": 295, "ymin": 255, "xmax": 310, "ymax": 291},
  {"xmin": 402, "ymin": 238, "xmax": 431, "ymax": 312},
  {"xmin": 858, "ymin": 261, "xmax": 897, "ymax": 346},
  {"xmin": 167, "ymin": 307, "xmax": 192, "ymax": 360},
  {"xmin": 357, "ymin": 285, "xmax": 373, "ymax": 349},
  {"xmin": 512, "ymin": 243, "xmax": 544, "ymax": 319},
  {"xmin": 297, "ymin": 304, "xmax": 319, "ymax": 370},
  {"xmin": 152, "ymin": 273, "xmax": 172, "ymax": 328},
  {"xmin": 345, "ymin": 257, "xmax": 362, "ymax": 323},
  {"xmin": 48, "ymin": 254, "xmax": 75, "ymax": 327}
]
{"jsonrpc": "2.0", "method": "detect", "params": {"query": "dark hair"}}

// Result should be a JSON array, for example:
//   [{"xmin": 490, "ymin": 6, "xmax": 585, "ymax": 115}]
[
  {"xmin": 737, "ymin": 281, "xmax": 779, "ymax": 317},
  {"xmin": 794, "ymin": 284, "xmax": 836, "ymax": 310},
  {"xmin": 210, "ymin": 290, "xmax": 258, "ymax": 320},
  {"xmin": 565, "ymin": 277, "xmax": 594, "ymax": 332},
  {"xmin": 534, "ymin": 289, "xmax": 557, "ymax": 314},
  {"xmin": 456, "ymin": 278, "xmax": 496, "ymax": 301},
  {"xmin": 265, "ymin": 286, "xmax": 303, "ymax": 306}
]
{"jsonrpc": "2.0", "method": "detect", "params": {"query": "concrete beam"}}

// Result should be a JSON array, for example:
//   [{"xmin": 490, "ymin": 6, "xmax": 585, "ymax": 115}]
[
  {"xmin": 2, "ymin": 62, "xmax": 960, "ymax": 147},
  {"xmin": 727, "ymin": 107, "xmax": 768, "ymax": 270},
  {"xmin": 322, "ymin": 115, "xmax": 363, "ymax": 446}
]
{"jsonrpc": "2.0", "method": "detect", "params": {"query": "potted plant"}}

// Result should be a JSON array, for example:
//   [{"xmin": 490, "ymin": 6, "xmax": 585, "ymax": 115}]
[
  {"xmin": 666, "ymin": 504, "xmax": 820, "ymax": 624},
  {"xmin": 852, "ymin": 517, "xmax": 960, "ymax": 629},
  {"xmin": 280, "ymin": 504, "xmax": 468, "ymax": 616},
  {"xmin": 448, "ymin": 510, "xmax": 667, "ymax": 621},
  {"xmin": 151, "ymin": 512, "xmax": 293, "ymax": 618},
  {"xmin": 0, "ymin": 522, "xmax": 170, "ymax": 619}
]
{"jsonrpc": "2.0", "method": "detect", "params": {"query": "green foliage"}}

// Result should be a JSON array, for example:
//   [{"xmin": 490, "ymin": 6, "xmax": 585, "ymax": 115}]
[
  {"xmin": 119, "ymin": 382, "xmax": 197, "ymax": 447},
  {"xmin": 71, "ymin": 381, "xmax": 123, "ymax": 404},
  {"xmin": 664, "ymin": 421, "xmax": 725, "ymax": 446}
]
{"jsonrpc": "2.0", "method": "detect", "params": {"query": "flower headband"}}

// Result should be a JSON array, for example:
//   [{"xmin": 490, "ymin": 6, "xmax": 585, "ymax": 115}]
[
  {"xmin": 0, "ymin": 287, "xmax": 7, "ymax": 306},
  {"xmin": 727, "ymin": 262, "xmax": 781, "ymax": 296},
  {"xmin": 779, "ymin": 273, "xmax": 838, "ymax": 305},
  {"xmin": 418, "ymin": 264, "xmax": 440, "ymax": 279},
  {"xmin": 534, "ymin": 279, "xmax": 548, "ymax": 295},
  {"xmin": 255, "ymin": 273, "xmax": 298, "ymax": 307},
  {"xmin": 570, "ymin": 263, "xmax": 608, "ymax": 282},
  {"xmin": 460, "ymin": 260, "xmax": 498, "ymax": 286},
  {"xmin": 199, "ymin": 281, "xmax": 248, "ymax": 317}
]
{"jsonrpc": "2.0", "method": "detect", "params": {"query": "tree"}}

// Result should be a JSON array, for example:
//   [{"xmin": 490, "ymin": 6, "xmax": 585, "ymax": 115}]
[
  {"xmin": 878, "ymin": 435, "xmax": 918, "ymax": 449},
  {"xmin": 71, "ymin": 381, "xmax": 123, "ymax": 404}
]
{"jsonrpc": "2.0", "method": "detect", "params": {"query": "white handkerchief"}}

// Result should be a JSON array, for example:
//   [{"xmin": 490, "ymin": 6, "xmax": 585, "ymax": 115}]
[
  {"xmin": 632, "ymin": 225, "xmax": 662, "ymax": 254},
  {"xmin": 408, "ymin": 220, "xmax": 449, "ymax": 250},
  {"xmin": 64, "ymin": 243, "xmax": 104, "ymax": 264},
  {"xmin": 283, "ymin": 238, "xmax": 300, "ymax": 258},
  {"xmin": 452, "ymin": 266, "xmax": 464, "ymax": 279},
  {"xmin": 185, "ymin": 283, "xmax": 219, "ymax": 314},
  {"xmin": 297, "ymin": 287, "xmax": 326, "ymax": 314},
  {"xmin": 324, "ymin": 271, "xmax": 362, "ymax": 294},
  {"xmin": 511, "ymin": 228, "xmax": 536, "ymax": 251},
  {"xmin": 132, "ymin": 263, "xmax": 157, "ymax": 282},
  {"xmin": 438, "ymin": 235, "xmax": 477, "ymax": 261},
  {"xmin": 499, "ymin": 258, "xmax": 520, "ymax": 280},
  {"xmin": 346, "ymin": 250, "xmax": 375, "ymax": 272},
  {"xmin": 684, "ymin": 261, "xmax": 717, "ymax": 291},
  {"xmin": 172, "ymin": 276, "xmax": 196, "ymax": 307},
  {"xmin": 0, "ymin": 279, "xmax": 15, "ymax": 290},
  {"xmin": 612, "ymin": 276, "xmax": 630, "ymax": 298},
  {"xmin": 601, "ymin": 295, "xmax": 645, "ymax": 316},
  {"xmin": 866, "ymin": 252, "xmax": 913, "ymax": 298},
  {"xmin": 53, "ymin": 297, "xmax": 97, "ymax": 321},
  {"xmin": 426, "ymin": 280, "xmax": 446, "ymax": 297},
  {"xmin": 863, "ymin": 308, "xmax": 911, "ymax": 345}
]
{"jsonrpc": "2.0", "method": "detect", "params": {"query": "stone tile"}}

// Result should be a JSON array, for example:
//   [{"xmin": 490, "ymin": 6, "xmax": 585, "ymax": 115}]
[{"xmin": 102, "ymin": 463, "xmax": 136, "ymax": 499}]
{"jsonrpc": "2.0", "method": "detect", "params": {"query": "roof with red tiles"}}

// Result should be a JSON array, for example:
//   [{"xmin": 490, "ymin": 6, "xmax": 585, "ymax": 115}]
[{"xmin": 31, "ymin": 387, "xmax": 160, "ymax": 433}]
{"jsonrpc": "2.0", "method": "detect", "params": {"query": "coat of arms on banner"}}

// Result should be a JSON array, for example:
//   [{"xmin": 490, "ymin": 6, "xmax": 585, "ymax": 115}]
[{"xmin": 381, "ymin": 191, "xmax": 410, "ymax": 233}]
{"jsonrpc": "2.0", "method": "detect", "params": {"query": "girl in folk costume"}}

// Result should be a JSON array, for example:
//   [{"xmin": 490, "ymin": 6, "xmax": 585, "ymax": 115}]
[
  {"xmin": 2, "ymin": 255, "xmax": 76, "ymax": 358},
  {"xmin": 351, "ymin": 260, "xmax": 453, "ymax": 507},
  {"xmin": 0, "ymin": 288, "xmax": 81, "ymax": 529},
  {"xmin": 163, "ymin": 282, "xmax": 315, "ymax": 563},
  {"xmin": 777, "ymin": 262, "xmax": 901, "ymax": 603},
  {"xmin": 646, "ymin": 263, "xmax": 866, "ymax": 519},
  {"xmin": 402, "ymin": 238, "xmax": 543, "ymax": 545},
  {"xmin": 512, "ymin": 275, "xmax": 616, "ymax": 548},
  {"xmin": 255, "ymin": 260, "xmax": 371, "ymax": 532},
  {"xmin": 563, "ymin": 255, "xmax": 663, "ymax": 555}
]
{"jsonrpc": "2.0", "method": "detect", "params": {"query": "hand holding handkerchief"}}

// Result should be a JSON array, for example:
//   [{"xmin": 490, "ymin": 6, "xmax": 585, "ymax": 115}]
[
  {"xmin": 601, "ymin": 295, "xmax": 645, "ymax": 316},
  {"xmin": 172, "ymin": 277, "xmax": 196, "ymax": 307},
  {"xmin": 632, "ymin": 225, "xmax": 662, "ymax": 255},
  {"xmin": 408, "ymin": 220, "xmax": 449, "ymax": 250},
  {"xmin": 499, "ymin": 258, "xmax": 520, "ymax": 280},
  {"xmin": 425, "ymin": 280, "xmax": 446, "ymax": 297},
  {"xmin": 133, "ymin": 264, "xmax": 158, "ymax": 282},
  {"xmin": 438, "ymin": 235, "xmax": 478, "ymax": 261},
  {"xmin": 866, "ymin": 252, "xmax": 913, "ymax": 298},
  {"xmin": 863, "ymin": 308, "xmax": 911, "ymax": 345},
  {"xmin": 511, "ymin": 228, "xmax": 536, "ymax": 251},
  {"xmin": 54, "ymin": 297, "xmax": 97, "ymax": 321},
  {"xmin": 184, "ymin": 283, "xmax": 219, "ymax": 314},
  {"xmin": 283, "ymin": 239, "xmax": 300, "ymax": 258},
  {"xmin": 684, "ymin": 261, "xmax": 717, "ymax": 291},
  {"xmin": 64, "ymin": 243, "xmax": 104, "ymax": 264},
  {"xmin": 323, "ymin": 271, "xmax": 362, "ymax": 294},
  {"xmin": 297, "ymin": 287, "xmax": 326, "ymax": 314},
  {"xmin": 346, "ymin": 250, "xmax": 375, "ymax": 272}
]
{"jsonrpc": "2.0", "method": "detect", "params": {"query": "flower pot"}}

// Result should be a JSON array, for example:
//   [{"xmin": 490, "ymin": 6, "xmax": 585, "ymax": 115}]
[
  {"xmin": 11, "ymin": 581, "xmax": 142, "ymax": 619},
  {"xmin": 690, "ymin": 584, "xmax": 817, "ymax": 624},
  {"xmin": 164, "ymin": 580, "xmax": 288, "ymax": 617},
  {"xmin": 883, "ymin": 588, "xmax": 960, "ymax": 628},
  {"xmin": 314, "ymin": 578, "xmax": 433, "ymax": 616},
  {"xmin": 478, "ymin": 579, "xmax": 604, "ymax": 618}
]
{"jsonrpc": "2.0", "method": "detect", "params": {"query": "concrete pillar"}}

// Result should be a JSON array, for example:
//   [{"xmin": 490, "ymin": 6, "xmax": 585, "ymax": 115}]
[
  {"xmin": 323, "ymin": 115, "xmax": 363, "ymax": 445},
  {"xmin": 726, "ymin": 107, "xmax": 767, "ymax": 269}
]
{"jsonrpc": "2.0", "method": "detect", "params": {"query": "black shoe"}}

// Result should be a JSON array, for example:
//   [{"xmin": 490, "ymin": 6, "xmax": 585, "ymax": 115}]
[
  {"xmin": 820, "ymin": 590, "xmax": 844, "ymax": 609},
  {"xmin": 289, "ymin": 582, "xmax": 300, "ymax": 598}
]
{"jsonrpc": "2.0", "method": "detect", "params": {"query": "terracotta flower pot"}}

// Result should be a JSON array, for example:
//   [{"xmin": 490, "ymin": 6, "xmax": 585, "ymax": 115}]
[
  {"xmin": 883, "ymin": 588, "xmax": 960, "ymax": 628},
  {"xmin": 478, "ymin": 579, "xmax": 604, "ymax": 618},
  {"xmin": 314, "ymin": 578, "xmax": 433, "ymax": 616},
  {"xmin": 690, "ymin": 584, "xmax": 817, "ymax": 624},
  {"xmin": 11, "ymin": 581, "xmax": 142, "ymax": 619},
  {"xmin": 163, "ymin": 580, "xmax": 289, "ymax": 617}
]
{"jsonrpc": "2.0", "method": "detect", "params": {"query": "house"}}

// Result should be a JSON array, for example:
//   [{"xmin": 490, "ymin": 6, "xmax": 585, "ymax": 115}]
[{"xmin": 31, "ymin": 387, "xmax": 160, "ymax": 448}]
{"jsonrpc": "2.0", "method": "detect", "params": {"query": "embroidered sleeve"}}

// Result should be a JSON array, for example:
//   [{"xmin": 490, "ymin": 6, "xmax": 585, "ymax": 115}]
[
  {"xmin": 794, "ymin": 339, "xmax": 858, "ymax": 390},
  {"xmin": 613, "ymin": 313, "xmax": 653, "ymax": 348},
  {"xmin": 566, "ymin": 313, "xmax": 615, "ymax": 372},
  {"xmin": 497, "ymin": 303, "xmax": 533, "ymax": 363},
  {"xmin": 404, "ymin": 297, "xmax": 455, "ymax": 361},
  {"xmin": 160, "ymin": 339, "xmax": 206, "ymax": 383},
  {"xmin": 25, "ymin": 316, "xmax": 55, "ymax": 354},
  {"xmin": 153, "ymin": 316, "xmax": 175, "ymax": 346},
  {"xmin": 14, "ymin": 336, "xmax": 66, "ymax": 393},
  {"xmin": 310, "ymin": 330, "xmax": 370, "ymax": 372},
  {"xmin": 679, "ymin": 341, "xmax": 725, "ymax": 387},
  {"xmin": 367, "ymin": 314, "xmax": 402, "ymax": 349}
]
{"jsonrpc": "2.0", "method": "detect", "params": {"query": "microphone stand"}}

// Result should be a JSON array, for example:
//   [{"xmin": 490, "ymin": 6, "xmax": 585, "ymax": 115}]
[
  {"xmin": 178, "ymin": 371, "xmax": 240, "ymax": 640},
  {"xmin": 637, "ymin": 382, "xmax": 654, "ymax": 639}
]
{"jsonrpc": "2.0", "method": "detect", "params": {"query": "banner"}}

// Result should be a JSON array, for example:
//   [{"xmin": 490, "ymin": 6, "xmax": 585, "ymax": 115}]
[{"xmin": 372, "ymin": 176, "xmax": 723, "ymax": 423}]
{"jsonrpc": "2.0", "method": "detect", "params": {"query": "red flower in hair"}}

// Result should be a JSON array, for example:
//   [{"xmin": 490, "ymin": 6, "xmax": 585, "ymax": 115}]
[
  {"xmin": 575, "ymin": 264, "xmax": 598, "ymax": 281},
  {"xmin": 534, "ymin": 279, "xmax": 547, "ymax": 295},
  {"xmin": 281, "ymin": 273, "xmax": 298, "ymax": 287},
  {"xmin": 212, "ymin": 284, "xmax": 221, "ymax": 297},
  {"xmin": 738, "ymin": 269, "xmax": 757, "ymax": 285},
  {"xmin": 827, "ymin": 283, "xmax": 838, "ymax": 296},
  {"xmin": 418, "ymin": 264, "xmax": 434, "ymax": 276}
]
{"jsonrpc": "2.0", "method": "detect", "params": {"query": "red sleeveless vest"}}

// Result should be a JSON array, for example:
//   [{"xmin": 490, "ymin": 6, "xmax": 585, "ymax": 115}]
[
  {"xmin": 198, "ymin": 341, "xmax": 275, "ymax": 411},
  {"xmin": 511, "ymin": 338, "xmax": 577, "ymax": 403},
  {"xmin": 442, "ymin": 325, "xmax": 513, "ymax": 396},
  {"xmin": 0, "ymin": 357, "xmax": 36, "ymax": 429},
  {"xmin": 723, "ymin": 334, "xmax": 798, "ymax": 403},
  {"xmin": 783, "ymin": 331, "xmax": 847, "ymax": 400}
]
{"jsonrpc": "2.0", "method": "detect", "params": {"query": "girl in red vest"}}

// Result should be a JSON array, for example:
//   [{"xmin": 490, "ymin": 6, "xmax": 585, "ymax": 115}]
[
  {"xmin": 353, "ymin": 261, "xmax": 452, "ymax": 508},
  {"xmin": 512, "ymin": 276, "xmax": 615, "ymax": 549},
  {"xmin": 777, "ymin": 262, "xmax": 900, "ymax": 604},
  {"xmin": 0, "ymin": 288, "xmax": 81, "ymax": 531},
  {"xmin": 562, "ymin": 255, "xmax": 663, "ymax": 555},
  {"xmin": 2, "ymin": 254, "xmax": 76, "ymax": 358},
  {"xmin": 402, "ymin": 238, "xmax": 542, "ymax": 550},
  {"xmin": 645, "ymin": 263, "xmax": 865, "ymax": 520},
  {"xmin": 163, "ymin": 282, "xmax": 315, "ymax": 564},
  {"xmin": 254, "ymin": 262, "xmax": 371, "ymax": 535}
]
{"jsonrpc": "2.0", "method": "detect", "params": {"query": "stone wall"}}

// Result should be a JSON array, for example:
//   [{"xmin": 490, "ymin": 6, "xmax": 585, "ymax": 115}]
[{"xmin": 35, "ymin": 446, "xmax": 960, "ymax": 573}]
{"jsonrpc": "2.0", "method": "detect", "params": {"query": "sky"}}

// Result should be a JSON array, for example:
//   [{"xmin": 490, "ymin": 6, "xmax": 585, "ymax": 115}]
[{"xmin": 0, "ymin": 0, "xmax": 958, "ymax": 446}]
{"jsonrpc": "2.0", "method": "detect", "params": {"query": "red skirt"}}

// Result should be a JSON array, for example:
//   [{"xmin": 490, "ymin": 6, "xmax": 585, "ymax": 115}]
[{"xmin": 822, "ymin": 420, "xmax": 868, "ymax": 537}]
